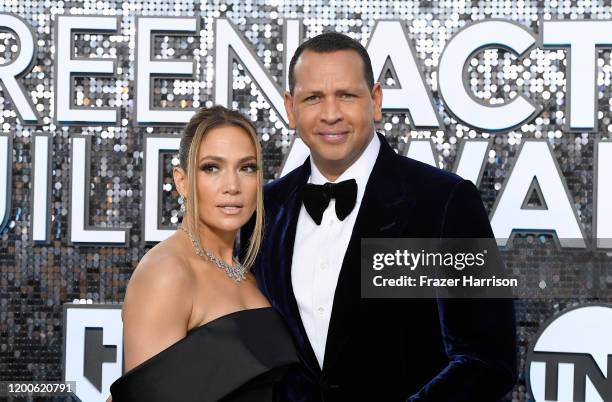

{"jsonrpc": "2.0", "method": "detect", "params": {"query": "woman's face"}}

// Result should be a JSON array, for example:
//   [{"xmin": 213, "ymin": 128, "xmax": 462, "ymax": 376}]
[{"xmin": 193, "ymin": 124, "xmax": 258, "ymax": 235}]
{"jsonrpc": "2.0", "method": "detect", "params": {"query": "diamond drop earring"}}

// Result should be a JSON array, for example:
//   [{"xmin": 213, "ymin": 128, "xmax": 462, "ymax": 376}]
[{"xmin": 179, "ymin": 195, "xmax": 185, "ymax": 213}]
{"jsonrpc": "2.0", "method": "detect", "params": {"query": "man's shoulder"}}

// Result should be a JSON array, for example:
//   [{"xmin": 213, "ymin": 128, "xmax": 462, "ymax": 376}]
[
  {"xmin": 393, "ymin": 153, "xmax": 490, "ymax": 237},
  {"xmin": 398, "ymin": 154, "xmax": 461, "ymax": 182},
  {"xmin": 393, "ymin": 152, "xmax": 465, "ymax": 196}
]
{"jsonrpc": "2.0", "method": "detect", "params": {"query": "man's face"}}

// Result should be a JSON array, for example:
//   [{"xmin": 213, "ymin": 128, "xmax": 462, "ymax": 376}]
[{"xmin": 285, "ymin": 49, "xmax": 383, "ymax": 180}]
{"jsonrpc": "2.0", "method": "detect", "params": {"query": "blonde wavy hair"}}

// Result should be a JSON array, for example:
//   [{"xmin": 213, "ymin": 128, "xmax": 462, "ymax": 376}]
[{"xmin": 177, "ymin": 106, "xmax": 263, "ymax": 269}]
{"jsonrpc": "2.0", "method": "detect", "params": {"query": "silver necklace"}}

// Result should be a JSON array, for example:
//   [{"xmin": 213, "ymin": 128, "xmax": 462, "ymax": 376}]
[{"xmin": 179, "ymin": 226, "xmax": 248, "ymax": 282}]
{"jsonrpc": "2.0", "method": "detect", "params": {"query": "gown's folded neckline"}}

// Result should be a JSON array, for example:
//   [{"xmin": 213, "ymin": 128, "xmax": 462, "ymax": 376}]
[
  {"xmin": 110, "ymin": 306, "xmax": 299, "ymax": 402},
  {"xmin": 186, "ymin": 306, "xmax": 273, "ymax": 335},
  {"xmin": 121, "ymin": 306, "xmax": 275, "ymax": 378}
]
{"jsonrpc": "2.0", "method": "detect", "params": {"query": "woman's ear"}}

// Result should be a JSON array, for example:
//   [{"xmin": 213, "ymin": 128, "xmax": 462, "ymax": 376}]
[{"xmin": 173, "ymin": 167, "xmax": 187, "ymax": 198}]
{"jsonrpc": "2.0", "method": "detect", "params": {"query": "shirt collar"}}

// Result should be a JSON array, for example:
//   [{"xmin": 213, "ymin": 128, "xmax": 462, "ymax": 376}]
[{"xmin": 309, "ymin": 132, "xmax": 380, "ymax": 196}]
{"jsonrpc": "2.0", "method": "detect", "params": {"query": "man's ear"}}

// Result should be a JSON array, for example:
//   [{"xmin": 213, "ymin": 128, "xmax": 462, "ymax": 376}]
[
  {"xmin": 173, "ymin": 167, "xmax": 187, "ymax": 199},
  {"xmin": 371, "ymin": 82, "xmax": 383, "ymax": 122},
  {"xmin": 284, "ymin": 91, "xmax": 297, "ymax": 129}
]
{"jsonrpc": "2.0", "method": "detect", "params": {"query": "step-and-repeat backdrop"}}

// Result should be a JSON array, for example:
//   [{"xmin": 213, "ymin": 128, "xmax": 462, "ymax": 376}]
[{"xmin": 1, "ymin": 1, "xmax": 612, "ymax": 401}]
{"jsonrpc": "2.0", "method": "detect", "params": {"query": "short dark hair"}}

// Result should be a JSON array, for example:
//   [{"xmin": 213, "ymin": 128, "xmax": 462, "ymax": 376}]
[{"xmin": 288, "ymin": 32, "xmax": 375, "ymax": 94}]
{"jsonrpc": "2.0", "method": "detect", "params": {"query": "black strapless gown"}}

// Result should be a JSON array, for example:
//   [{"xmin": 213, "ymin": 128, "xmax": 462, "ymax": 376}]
[{"xmin": 110, "ymin": 307, "xmax": 299, "ymax": 402}]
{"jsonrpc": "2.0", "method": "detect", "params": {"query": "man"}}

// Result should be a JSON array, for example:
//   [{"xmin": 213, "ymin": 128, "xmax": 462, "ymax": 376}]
[{"xmin": 244, "ymin": 32, "xmax": 516, "ymax": 401}]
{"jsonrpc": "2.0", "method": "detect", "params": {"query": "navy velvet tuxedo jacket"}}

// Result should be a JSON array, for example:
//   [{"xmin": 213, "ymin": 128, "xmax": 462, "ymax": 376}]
[{"xmin": 243, "ymin": 133, "xmax": 517, "ymax": 402}]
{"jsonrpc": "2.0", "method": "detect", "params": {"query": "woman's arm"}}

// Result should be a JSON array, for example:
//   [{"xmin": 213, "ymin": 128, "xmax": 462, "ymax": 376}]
[{"xmin": 121, "ymin": 253, "xmax": 194, "ymax": 373}]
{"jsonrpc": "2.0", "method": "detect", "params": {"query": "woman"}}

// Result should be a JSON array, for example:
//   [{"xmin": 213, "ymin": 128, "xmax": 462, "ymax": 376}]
[{"xmin": 110, "ymin": 106, "xmax": 298, "ymax": 401}]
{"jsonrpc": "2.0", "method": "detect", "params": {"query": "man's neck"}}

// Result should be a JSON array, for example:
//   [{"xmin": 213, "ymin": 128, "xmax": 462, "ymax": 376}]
[{"xmin": 313, "ymin": 161, "xmax": 344, "ymax": 182}]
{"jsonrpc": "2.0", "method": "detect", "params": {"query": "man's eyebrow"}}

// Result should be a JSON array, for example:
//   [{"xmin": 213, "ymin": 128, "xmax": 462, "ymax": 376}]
[
  {"xmin": 299, "ymin": 89, "xmax": 323, "ymax": 96},
  {"xmin": 335, "ymin": 88, "xmax": 360, "ymax": 94},
  {"xmin": 298, "ymin": 87, "xmax": 362, "ymax": 96}
]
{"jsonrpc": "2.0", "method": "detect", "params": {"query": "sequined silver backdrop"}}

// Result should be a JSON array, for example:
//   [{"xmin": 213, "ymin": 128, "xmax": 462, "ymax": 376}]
[{"xmin": 1, "ymin": 1, "xmax": 612, "ymax": 401}]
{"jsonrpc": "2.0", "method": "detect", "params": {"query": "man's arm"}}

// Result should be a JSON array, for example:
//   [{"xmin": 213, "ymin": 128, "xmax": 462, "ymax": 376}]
[{"xmin": 408, "ymin": 180, "xmax": 517, "ymax": 402}]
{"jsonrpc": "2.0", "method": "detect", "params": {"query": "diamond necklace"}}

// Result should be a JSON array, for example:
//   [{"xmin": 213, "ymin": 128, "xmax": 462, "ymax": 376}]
[{"xmin": 179, "ymin": 225, "xmax": 248, "ymax": 282}]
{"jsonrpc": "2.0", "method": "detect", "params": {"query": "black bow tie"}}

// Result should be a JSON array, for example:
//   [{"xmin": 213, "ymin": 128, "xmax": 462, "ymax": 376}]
[{"xmin": 302, "ymin": 179, "xmax": 357, "ymax": 225}]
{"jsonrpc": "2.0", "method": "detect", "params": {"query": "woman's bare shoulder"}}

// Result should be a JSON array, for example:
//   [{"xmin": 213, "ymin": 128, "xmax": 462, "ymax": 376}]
[
  {"xmin": 121, "ymin": 234, "xmax": 196, "ymax": 372},
  {"xmin": 122, "ymin": 234, "xmax": 195, "ymax": 320},
  {"xmin": 130, "ymin": 234, "xmax": 194, "ymax": 289}
]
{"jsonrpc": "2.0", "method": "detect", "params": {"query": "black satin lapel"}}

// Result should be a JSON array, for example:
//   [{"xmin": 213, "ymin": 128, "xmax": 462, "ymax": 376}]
[
  {"xmin": 321, "ymin": 135, "xmax": 416, "ymax": 376},
  {"xmin": 271, "ymin": 168, "xmax": 322, "ymax": 377}
]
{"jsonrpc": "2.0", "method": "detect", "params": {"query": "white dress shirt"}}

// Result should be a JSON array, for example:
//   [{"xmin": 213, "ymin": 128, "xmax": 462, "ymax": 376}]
[{"xmin": 291, "ymin": 133, "xmax": 380, "ymax": 369}]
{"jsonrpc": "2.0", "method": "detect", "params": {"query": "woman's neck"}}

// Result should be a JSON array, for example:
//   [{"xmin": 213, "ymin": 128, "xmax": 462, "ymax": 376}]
[{"xmin": 183, "ymin": 220, "xmax": 237, "ymax": 265}]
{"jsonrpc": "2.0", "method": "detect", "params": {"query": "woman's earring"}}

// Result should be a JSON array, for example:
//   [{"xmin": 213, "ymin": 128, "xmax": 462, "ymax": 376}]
[{"xmin": 179, "ymin": 196, "xmax": 185, "ymax": 213}]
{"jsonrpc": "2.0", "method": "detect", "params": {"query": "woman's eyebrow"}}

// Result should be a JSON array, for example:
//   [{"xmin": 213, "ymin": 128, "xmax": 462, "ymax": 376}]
[
  {"xmin": 198, "ymin": 155, "xmax": 256, "ymax": 163},
  {"xmin": 199, "ymin": 155, "xmax": 225, "ymax": 162}
]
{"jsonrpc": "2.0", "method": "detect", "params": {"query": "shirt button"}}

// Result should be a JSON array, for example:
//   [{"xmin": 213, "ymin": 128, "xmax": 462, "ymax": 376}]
[
  {"xmin": 317, "ymin": 306, "xmax": 325, "ymax": 314},
  {"xmin": 320, "ymin": 262, "xmax": 327, "ymax": 271}
]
